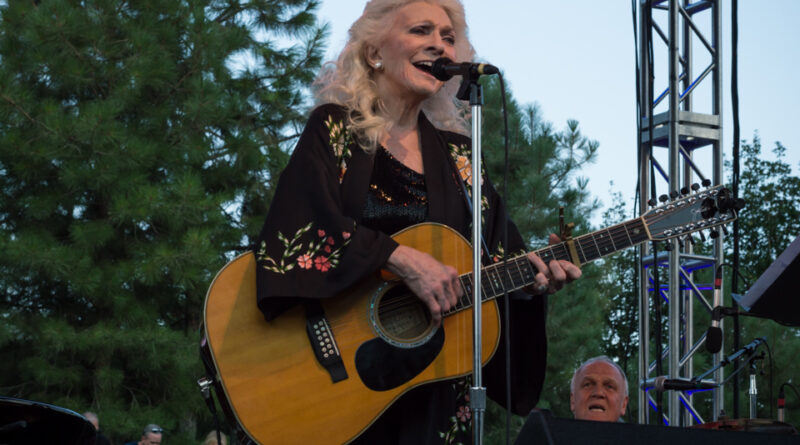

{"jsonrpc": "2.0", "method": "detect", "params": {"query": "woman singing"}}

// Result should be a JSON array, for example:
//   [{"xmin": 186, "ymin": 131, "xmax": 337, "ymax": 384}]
[{"xmin": 254, "ymin": 0, "xmax": 581, "ymax": 442}]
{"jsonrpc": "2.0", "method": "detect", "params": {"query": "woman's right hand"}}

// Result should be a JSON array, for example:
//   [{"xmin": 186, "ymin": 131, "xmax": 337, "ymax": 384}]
[{"xmin": 385, "ymin": 245, "xmax": 463, "ymax": 325}]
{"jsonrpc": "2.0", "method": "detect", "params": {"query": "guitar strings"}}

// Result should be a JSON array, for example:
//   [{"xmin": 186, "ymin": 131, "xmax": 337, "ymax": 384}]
[
  {"xmin": 343, "ymin": 261, "xmax": 534, "ymax": 332},
  {"xmin": 326, "ymin": 208, "xmax": 718, "ymax": 331}
]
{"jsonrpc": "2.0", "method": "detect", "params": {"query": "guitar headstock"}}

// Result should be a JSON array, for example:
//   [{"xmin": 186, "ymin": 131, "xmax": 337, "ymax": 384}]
[{"xmin": 643, "ymin": 185, "xmax": 742, "ymax": 242}]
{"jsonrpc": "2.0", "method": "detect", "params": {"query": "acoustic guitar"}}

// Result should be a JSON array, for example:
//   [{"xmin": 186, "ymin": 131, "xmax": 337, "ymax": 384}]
[{"xmin": 202, "ymin": 185, "xmax": 739, "ymax": 444}]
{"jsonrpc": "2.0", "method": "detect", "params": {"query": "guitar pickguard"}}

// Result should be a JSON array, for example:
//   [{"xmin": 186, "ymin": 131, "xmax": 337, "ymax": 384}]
[{"xmin": 354, "ymin": 327, "xmax": 444, "ymax": 391}]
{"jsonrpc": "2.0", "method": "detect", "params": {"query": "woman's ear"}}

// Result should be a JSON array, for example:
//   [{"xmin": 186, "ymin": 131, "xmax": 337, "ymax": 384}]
[{"xmin": 365, "ymin": 44, "xmax": 383, "ymax": 70}]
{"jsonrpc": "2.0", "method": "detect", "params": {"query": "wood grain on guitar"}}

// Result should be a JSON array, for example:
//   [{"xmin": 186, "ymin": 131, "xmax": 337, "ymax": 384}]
[
  {"xmin": 204, "ymin": 224, "xmax": 499, "ymax": 444},
  {"xmin": 203, "ymin": 185, "xmax": 739, "ymax": 444}
]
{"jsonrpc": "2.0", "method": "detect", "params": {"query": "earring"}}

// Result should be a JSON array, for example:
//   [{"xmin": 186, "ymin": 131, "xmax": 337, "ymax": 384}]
[{"xmin": 374, "ymin": 61, "xmax": 383, "ymax": 71}]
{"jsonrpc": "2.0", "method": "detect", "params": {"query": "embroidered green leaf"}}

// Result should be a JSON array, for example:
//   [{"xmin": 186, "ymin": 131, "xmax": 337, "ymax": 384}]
[{"xmin": 257, "ymin": 223, "xmax": 352, "ymax": 275}]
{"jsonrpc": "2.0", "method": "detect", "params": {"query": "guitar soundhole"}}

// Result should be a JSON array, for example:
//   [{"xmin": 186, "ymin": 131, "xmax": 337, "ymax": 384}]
[{"xmin": 376, "ymin": 284, "xmax": 434, "ymax": 345}]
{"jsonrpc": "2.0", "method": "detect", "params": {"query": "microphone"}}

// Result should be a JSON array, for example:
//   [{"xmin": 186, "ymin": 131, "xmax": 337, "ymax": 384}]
[
  {"xmin": 430, "ymin": 57, "xmax": 499, "ymax": 81},
  {"xmin": 643, "ymin": 376, "xmax": 718, "ymax": 392},
  {"xmin": 705, "ymin": 266, "xmax": 724, "ymax": 353}
]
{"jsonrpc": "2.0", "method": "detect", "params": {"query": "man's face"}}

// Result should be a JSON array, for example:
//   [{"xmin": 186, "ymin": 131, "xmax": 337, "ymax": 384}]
[
  {"xmin": 570, "ymin": 361, "xmax": 629, "ymax": 422},
  {"xmin": 139, "ymin": 432, "xmax": 162, "ymax": 445}
]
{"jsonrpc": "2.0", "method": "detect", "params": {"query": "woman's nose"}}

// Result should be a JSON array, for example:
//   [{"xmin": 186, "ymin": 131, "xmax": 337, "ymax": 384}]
[{"xmin": 426, "ymin": 35, "xmax": 445, "ymax": 55}]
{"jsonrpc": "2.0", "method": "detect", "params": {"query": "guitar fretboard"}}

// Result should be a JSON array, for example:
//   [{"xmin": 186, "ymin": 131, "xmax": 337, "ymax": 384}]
[{"xmin": 446, "ymin": 217, "xmax": 649, "ymax": 314}]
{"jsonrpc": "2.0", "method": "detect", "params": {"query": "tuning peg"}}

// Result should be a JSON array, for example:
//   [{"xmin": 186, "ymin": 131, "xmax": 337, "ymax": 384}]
[
  {"xmin": 691, "ymin": 183, "xmax": 700, "ymax": 192},
  {"xmin": 670, "ymin": 190, "xmax": 679, "ymax": 199},
  {"xmin": 702, "ymin": 179, "xmax": 712, "ymax": 187},
  {"xmin": 664, "ymin": 242, "xmax": 673, "ymax": 251},
  {"xmin": 680, "ymin": 186, "xmax": 690, "ymax": 195},
  {"xmin": 659, "ymin": 194, "xmax": 669, "ymax": 203},
  {"xmin": 648, "ymin": 198, "xmax": 658, "ymax": 207},
  {"xmin": 709, "ymin": 229, "xmax": 719, "ymax": 239}
]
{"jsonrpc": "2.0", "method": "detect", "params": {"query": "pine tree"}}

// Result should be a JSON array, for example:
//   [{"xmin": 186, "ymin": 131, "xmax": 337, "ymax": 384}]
[
  {"xmin": 595, "ymin": 188, "xmax": 640, "ymax": 420},
  {"xmin": 478, "ymin": 77, "xmax": 608, "ymax": 439},
  {"xmin": 0, "ymin": 1, "xmax": 325, "ymax": 443}
]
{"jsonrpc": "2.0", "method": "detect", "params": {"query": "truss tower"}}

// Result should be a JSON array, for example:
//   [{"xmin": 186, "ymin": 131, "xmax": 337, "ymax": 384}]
[{"xmin": 637, "ymin": 0, "xmax": 725, "ymax": 426}]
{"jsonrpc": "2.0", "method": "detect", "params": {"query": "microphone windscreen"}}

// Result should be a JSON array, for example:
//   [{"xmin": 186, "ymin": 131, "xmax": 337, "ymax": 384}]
[
  {"xmin": 706, "ymin": 326, "xmax": 723, "ymax": 353},
  {"xmin": 431, "ymin": 57, "xmax": 454, "ymax": 81}
]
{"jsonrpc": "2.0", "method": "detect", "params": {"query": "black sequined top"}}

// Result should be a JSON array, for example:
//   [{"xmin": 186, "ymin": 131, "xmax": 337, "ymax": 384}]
[{"xmin": 361, "ymin": 146, "xmax": 428, "ymax": 235}]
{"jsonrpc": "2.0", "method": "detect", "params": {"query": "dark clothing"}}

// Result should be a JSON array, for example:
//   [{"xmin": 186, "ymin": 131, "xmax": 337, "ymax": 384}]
[
  {"xmin": 94, "ymin": 432, "xmax": 112, "ymax": 445},
  {"xmin": 254, "ymin": 104, "xmax": 547, "ymax": 444},
  {"xmin": 361, "ymin": 146, "xmax": 429, "ymax": 235}
]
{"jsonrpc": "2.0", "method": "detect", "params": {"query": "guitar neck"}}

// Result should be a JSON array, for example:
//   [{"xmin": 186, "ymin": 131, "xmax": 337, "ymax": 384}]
[{"xmin": 449, "ymin": 217, "xmax": 650, "ymax": 313}]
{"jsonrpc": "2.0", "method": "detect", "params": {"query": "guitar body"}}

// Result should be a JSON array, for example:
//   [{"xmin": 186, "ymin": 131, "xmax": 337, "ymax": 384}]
[{"xmin": 203, "ymin": 223, "xmax": 500, "ymax": 444}]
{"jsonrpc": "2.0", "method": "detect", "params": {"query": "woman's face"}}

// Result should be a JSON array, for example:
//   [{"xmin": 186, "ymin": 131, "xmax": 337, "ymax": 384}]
[{"xmin": 371, "ymin": 2, "xmax": 457, "ymax": 104}]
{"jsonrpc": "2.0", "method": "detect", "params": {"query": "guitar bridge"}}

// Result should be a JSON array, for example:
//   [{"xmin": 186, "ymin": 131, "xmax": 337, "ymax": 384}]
[{"xmin": 306, "ymin": 312, "xmax": 348, "ymax": 383}]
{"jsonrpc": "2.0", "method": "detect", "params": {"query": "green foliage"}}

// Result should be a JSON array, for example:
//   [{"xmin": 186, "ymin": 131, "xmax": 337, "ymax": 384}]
[
  {"xmin": 481, "ymin": 78, "xmax": 599, "ymax": 245},
  {"xmin": 479, "ymin": 76, "xmax": 608, "ymax": 438},
  {"xmin": 592, "ymin": 187, "xmax": 640, "ymax": 419},
  {"xmin": 0, "ymin": 0, "xmax": 325, "ymax": 443},
  {"xmin": 723, "ymin": 134, "xmax": 800, "ymax": 426},
  {"xmin": 729, "ymin": 134, "xmax": 800, "ymax": 275}
]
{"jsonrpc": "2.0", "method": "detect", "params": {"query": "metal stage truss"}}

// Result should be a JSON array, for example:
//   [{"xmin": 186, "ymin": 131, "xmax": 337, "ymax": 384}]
[{"xmin": 637, "ymin": 0, "xmax": 725, "ymax": 426}]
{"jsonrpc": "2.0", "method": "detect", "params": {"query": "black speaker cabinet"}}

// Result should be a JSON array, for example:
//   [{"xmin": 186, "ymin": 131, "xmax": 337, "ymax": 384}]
[
  {"xmin": 0, "ymin": 396, "xmax": 96, "ymax": 445},
  {"xmin": 514, "ymin": 412, "xmax": 800, "ymax": 445}
]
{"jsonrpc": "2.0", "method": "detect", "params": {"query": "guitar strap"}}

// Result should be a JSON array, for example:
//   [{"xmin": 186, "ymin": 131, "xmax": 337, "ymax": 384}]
[{"xmin": 303, "ymin": 300, "xmax": 348, "ymax": 383}]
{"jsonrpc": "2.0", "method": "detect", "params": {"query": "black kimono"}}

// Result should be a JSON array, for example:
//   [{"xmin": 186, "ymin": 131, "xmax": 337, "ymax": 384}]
[{"xmin": 254, "ymin": 104, "xmax": 547, "ymax": 444}]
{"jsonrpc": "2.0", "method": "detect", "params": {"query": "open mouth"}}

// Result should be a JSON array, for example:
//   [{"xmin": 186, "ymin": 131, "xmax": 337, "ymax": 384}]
[
  {"xmin": 412, "ymin": 60, "xmax": 434, "ymax": 75},
  {"xmin": 588, "ymin": 404, "xmax": 606, "ymax": 412}
]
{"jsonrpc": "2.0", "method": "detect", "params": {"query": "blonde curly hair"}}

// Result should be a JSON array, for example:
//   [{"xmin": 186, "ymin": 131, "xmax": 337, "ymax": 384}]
[{"xmin": 315, "ymin": 0, "xmax": 475, "ymax": 151}]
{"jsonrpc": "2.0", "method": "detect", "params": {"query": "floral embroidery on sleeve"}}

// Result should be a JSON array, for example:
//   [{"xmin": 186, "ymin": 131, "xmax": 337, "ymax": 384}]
[
  {"xmin": 490, "ymin": 243, "xmax": 527, "ymax": 264},
  {"xmin": 439, "ymin": 377, "xmax": 472, "ymax": 445},
  {"xmin": 448, "ymin": 143, "xmax": 489, "ymax": 218},
  {"xmin": 448, "ymin": 142, "xmax": 485, "ymax": 188},
  {"xmin": 325, "ymin": 115, "xmax": 353, "ymax": 183},
  {"xmin": 256, "ymin": 223, "xmax": 352, "ymax": 274}
]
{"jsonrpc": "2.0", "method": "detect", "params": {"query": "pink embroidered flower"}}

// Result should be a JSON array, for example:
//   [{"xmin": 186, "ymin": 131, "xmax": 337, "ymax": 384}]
[
  {"xmin": 314, "ymin": 256, "xmax": 331, "ymax": 272},
  {"xmin": 324, "ymin": 245, "xmax": 332, "ymax": 253},
  {"xmin": 297, "ymin": 254, "xmax": 312, "ymax": 270},
  {"xmin": 456, "ymin": 406, "xmax": 471, "ymax": 423},
  {"xmin": 326, "ymin": 236, "xmax": 335, "ymax": 245},
  {"xmin": 317, "ymin": 229, "xmax": 326, "ymax": 237},
  {"xmin": 342, "ymin": 231, "xmax": 351, "ymax": 240}
]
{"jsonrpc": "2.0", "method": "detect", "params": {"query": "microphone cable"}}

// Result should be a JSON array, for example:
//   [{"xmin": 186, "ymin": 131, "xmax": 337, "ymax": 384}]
[
  {"xmin": 497, "ymin": 70, "xmax": 514, "ymax": 445},
  {"xmin": 730, "ymin": 0, "xmax": 743, "ymax": 419}
]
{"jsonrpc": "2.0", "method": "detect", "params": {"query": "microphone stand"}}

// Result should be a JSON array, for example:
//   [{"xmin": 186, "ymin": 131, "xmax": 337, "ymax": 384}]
[
  {"xmin": 748, "ymin": 358, "xmax": 759, "ymax": 419},
  {"xmin": 458, "ymin": 71, "xmax": 487, "ymax": 445},
  {"xmin": 693, "ymin": 338, "xmax": 766, "ymax": 420}
]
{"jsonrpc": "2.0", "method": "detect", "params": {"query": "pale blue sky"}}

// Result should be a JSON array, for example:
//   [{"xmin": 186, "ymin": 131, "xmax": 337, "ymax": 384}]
[{"xmin": 315, "ymin": 1, "xmax": 799, "ymax": 224}]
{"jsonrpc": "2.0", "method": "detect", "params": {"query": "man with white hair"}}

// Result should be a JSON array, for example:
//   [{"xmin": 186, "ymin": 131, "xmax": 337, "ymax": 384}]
[
  {"xmin": 82, "ymin": 411, "xmax": 111, "ymax": 445},
  {"xmin": 570, "ymin": 356, "xmax": 629, "ymax": 422}
]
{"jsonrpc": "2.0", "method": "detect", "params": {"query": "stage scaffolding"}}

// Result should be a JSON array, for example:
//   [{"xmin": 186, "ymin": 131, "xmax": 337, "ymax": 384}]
[{"xmin": 637, "ymin": 0, "xmax": 725, "ymax": 426}]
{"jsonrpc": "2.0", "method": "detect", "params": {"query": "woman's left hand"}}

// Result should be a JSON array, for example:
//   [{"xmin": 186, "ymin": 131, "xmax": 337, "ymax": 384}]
[{"xmin": 525, "ymin": 233, "xmax": 582, "ymax": 295}]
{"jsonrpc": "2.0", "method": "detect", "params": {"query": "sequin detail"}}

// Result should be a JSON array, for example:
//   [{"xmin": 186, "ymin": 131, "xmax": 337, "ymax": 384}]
[{"xmin": 362, "ymin": 147, "xmax": 428, "ymax": 235}]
